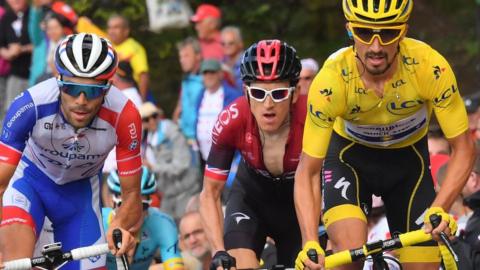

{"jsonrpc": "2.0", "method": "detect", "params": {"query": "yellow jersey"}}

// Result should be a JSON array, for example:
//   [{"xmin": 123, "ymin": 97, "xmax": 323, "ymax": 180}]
[{"xmin": 303, "ymin": 38, "xmax": 468, "ymax": 158}]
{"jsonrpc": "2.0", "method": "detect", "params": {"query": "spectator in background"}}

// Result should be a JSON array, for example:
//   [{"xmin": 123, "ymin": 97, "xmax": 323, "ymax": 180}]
[
  {"xmin": 0, "ymin": 3, "xmax": 10, "ymax": 123},
  {"xmin": 196, "ymin": 59, "xmax": 241, "ymax": 163},
  {"xmin": 140, "ymin": 102, "xmax": 201, "ymax": 220},
  {"xmin": 298, "ymin": 58, "xmax": 319, "ymax": 95},
  {"xmin": 191, "ymin": 4, "xmax": 223, "ymax": 61},
  {"xmin": 29, "ymin": 0, "xmax": 77, "ymax": 85},
  {"xmin": 179, "ymin": 211, "xmax": 212, "ymax": 270},
  {"xmin": 0, "ymin": 0, "xmax": 32, "ymax": 113},
  {"xmin": 107, "ymin": 14, "xmax": 150, "ymax": 100},
  {"xmin": 221, "ymin": 26, "xmax": 244, "ymax": 91},
  {"xmin": 112, "ymin": 61, "xmax": 142, "ymax": 108},
  {"xmin": 173, "ymin": 37, "xmax": 203, "ymax": 159},
  {"xmin": 461, "ymin": 157, "xmax": 480, "ymax": 250},
  {"xmin": 465, "ymin": 96, "xmax": 480, "ymax": 139}
]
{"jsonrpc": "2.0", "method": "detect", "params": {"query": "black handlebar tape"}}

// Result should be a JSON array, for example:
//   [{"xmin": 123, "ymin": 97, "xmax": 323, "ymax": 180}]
[
  {"xmin": 113, "ymin": 228, "xmax": 122, "ymax": 250},
  {"xmin": 429, "ymin": 214, "xmax": 442, "ymax": 229},
  {"xmin": 307, "ymin": 249, "xmax": 318, "ymax": 263}
]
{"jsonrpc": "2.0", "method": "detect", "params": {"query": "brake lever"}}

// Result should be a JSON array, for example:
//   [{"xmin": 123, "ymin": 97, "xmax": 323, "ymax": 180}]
[{"xmin": 429, "ymin": 214, "xmax": 459, "ymax": 262}]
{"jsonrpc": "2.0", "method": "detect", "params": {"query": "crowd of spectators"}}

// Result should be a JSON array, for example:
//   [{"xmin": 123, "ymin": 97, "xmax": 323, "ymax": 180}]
[{"xmin": 3, "ymin": 0, "xmax": 480, "ymax": 269}]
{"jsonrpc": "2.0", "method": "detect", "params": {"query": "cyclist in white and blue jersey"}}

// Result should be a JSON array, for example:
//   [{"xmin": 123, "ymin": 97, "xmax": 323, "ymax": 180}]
[
  {"xmin": 0, "ymin": 33, "xmax": 143, "ymax": 269},
  {"xmin": 103, "ymin": 166, "xmax": 184, "ymax": 270}
]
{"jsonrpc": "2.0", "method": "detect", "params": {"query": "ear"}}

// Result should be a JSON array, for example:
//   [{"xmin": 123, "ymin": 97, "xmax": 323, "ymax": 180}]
[
  {"xmin": 345, "ymin": 22, "xmax": 353, "ymax": 40},
  {"xmin": 400, "ymin": 24, "xmax": 409, "ymax": 42},
  {"xmin": 291, "ymin": 85, "xmax": 300, "ymax": 104}
]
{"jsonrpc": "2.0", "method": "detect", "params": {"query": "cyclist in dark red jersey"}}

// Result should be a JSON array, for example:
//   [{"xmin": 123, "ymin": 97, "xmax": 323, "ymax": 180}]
[{"xmin": 199, "ymin": 39, "xmax": 306, "ymax": 270}]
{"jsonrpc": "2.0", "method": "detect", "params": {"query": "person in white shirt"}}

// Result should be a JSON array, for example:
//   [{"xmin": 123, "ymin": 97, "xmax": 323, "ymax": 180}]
[
  {"xmin": 195, "ymin": 59, "xmax": 241, "ymax": 162},
  {"xmin": 111, "ymin": 60, "xmax": 143, "ymax": 108}
]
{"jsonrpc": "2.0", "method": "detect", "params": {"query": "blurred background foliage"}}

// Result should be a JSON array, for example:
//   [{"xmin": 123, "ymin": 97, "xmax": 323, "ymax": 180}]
[{"xmin": 66, "ymin": 0, "xmax": 480, "ymax": 117}]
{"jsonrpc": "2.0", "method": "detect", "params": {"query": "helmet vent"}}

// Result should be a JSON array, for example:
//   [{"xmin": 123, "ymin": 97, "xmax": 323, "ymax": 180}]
[
  {"xmin": 82, "ymin": 35, "xmax": 93, "ymax": 70},
  {"xmin": 352, "ymin": 0, "xmax": 358, "ymax": 8}
]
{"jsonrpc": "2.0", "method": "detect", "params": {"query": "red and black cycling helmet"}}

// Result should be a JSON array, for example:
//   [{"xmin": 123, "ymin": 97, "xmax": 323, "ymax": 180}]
[{"xmin": 240, "ymin": 39, "xmax": 301, "ymax": 86}]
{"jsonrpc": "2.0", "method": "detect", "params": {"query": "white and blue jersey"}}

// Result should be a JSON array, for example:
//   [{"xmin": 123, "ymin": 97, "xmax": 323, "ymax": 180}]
[
  {"xmin": 102, "ymin": 207, "xmax": 184, "ymax": 270},
  {"xmin": 0, "ymin": 78, "xmax": 142, "ymax": 270}
]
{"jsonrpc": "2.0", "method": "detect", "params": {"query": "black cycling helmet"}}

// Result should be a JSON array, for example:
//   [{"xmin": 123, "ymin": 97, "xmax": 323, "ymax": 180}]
[{"xmin": 240, "ymin": 39, "xmax": 301, "ymax": 86}]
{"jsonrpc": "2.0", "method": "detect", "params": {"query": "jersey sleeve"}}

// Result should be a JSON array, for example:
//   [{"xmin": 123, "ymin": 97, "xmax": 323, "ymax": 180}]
[
  {"xmin": 205, "ymin": 101, "xmax": 241, "ymax": 181},
  {"xmin": 115, "ymin": 100, "xmax": 142, "ymax": 176},
  {"xmin": 302, "ymin": 64, "xmax": 347, "ymax": 158},
  {"xmin": 419, "ymin": 49, "xmax": 468, "ymax": 139},
  {"xmin": 0, "ymin": 91, "xmax": 36, "ymax": 165}
]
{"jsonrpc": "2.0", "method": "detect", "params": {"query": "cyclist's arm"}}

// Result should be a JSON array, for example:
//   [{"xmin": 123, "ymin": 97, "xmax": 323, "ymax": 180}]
[
  {"xmin": 109, "ymin": 100, "xmax": 143, "ymax": 254},
  {"xmin": 199, "ymin": 176, "xmax": 226, "ymax": 252},
  {"xmin": 199, "ymin": 101, "xmax": 241, "ymax": 252},
  {"xmin": 294, "ymin": 153, "xmax": 323, "ymax": 243},
  {"xmin": 0, "ymin": 91, "xmax": 37, "ymax": 220},
  {"xmin": 431, "ymin": 131, "xmax": 475, "ymax": 211}
]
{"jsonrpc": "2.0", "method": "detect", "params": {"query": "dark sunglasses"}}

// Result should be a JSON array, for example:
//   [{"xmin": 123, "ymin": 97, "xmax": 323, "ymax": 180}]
[
  {"xmin": 221, "ymin": 41, "xmax": 236, "ymax": 47},
  {"xmin": 57, "ymin": 80, "xmax": 111, "ymax": 100},
  {"xmin": 246, "ymin": 86, "xmax": 294, "ymax": 103},
  {"xmin": 349, "ymin": 22, "xmax": 406, "ymax": 45},
  {"xmin": 142, "ymin": 113, "xmax": 158, "ymax": 123}
]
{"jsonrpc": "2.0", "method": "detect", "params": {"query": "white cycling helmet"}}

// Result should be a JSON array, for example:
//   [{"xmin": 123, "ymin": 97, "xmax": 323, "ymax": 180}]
[{"xmin": 55, "ymin": 33, "xmax": 118, "ymax": 80}]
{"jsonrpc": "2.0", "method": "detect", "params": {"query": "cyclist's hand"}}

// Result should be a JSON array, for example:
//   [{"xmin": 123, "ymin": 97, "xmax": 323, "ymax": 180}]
[
  {"xmin": 107, "ymin": 227, "xmax": 137, "ymax": 256},
  {"xmin": 423, "ymin": 207, "xmax": 457, "ymax": 241},
  {"xmin": 209, "ymin": 250, "xmax": 236, "ymax": 270},
  {"xmin": 295, "ymin": 241, "xmax": 325, "ymax": 270}
]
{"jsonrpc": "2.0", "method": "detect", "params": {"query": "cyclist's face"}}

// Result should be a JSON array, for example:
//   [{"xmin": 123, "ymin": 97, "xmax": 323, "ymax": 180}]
[
  {"xmin": 350, "ymin": 23, "xmax": 406, "ymax": 76},
  {"xmin": 248, "ymin": 81, "xmax": 298, "ymax": 133},
  {"xmin": 179, "ymin": 213, "xmax": 210, "ymax": 259},
  {"xmin": 60, "ymin": 76, "xmax": 106, "ymax": 130}
]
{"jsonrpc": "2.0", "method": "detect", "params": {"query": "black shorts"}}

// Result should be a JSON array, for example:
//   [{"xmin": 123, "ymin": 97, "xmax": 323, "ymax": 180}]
[
  {"xmin": 322, "ymin": 131, "xmax": 436, "ymax": 237},
  {"xmin": 224, "ymin": 160, "xmax": 301, "ymax": 267}
]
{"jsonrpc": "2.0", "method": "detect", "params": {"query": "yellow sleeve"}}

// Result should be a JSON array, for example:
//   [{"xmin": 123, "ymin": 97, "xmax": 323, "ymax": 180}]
[
  {"xmin": 303, "ymin": 64, "xmax": 346, "ymax": 158},
  {"xmin": 419, "ymin": 49, "xmax": 468, "ymax": 139},
  {"xmin": 130, "ymin": 42, "xmax": 149, "ymax": 78},
  {"xmin": 76, "ymin": 17, "xmax": 108, "ymax": 38}
]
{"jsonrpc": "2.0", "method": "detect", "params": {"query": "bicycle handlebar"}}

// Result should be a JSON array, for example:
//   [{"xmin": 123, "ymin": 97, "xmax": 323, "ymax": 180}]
[
  {"xmin": 324, "ymin": 229, "xmax": 432, "ymax": 268},
  {"xmin": 3, "ymin": 243, "xmax": 109, "ymax": 270}
]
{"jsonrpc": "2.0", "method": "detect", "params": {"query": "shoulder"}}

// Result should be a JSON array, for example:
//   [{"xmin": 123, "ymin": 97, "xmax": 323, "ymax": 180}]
[
  {"xmin": 125, "ymin": 38, "xmax": 146, "ymax": 52},
  {"xmin": 293, "ymin": 95, "xmax": 308, "ymax": 124},
  {"xmin": 400, "ymin": 38, "xmax": 449, "ymax": 66},
  {"xmin": 147, "ymin": 208, "xmax": 177, "ymax": 228},
  {"xmin": 212, "ymin": 97, "xmax": 247, "ymax": 143}
]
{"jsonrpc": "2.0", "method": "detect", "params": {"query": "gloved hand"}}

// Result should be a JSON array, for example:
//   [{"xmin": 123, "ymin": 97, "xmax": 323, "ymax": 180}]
[
  {"xmin": 295, "ymin": 241, "xmax": 325, "ymax": 270},
  {"xmin": 424, "ymin": 206, "xmax": 457, "ymax": 236},
  {"xmin": 209, "ymin": 251, "xmax": 236, "ymax": 270}
]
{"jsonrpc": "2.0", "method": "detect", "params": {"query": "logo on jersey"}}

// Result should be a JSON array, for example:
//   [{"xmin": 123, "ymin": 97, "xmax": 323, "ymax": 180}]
[
  {"xmin": 319, "ymin": 88, "xmax": 332, "ymax": 102},
  {"xmin": 231, "ymin": 212, "xmax": 250, "ymax": 224},
  {"xmin": 350, "ymin": 105, "xmax": 361, "ymax": 115},
  {"xmin": 355, "ymin": 87, "xmax": 367, "ymax": 95},
  {"xmin": 308, "ymin": 104, "xmax": 334, "ymax": 128},
  {"xmin": 61, "ymin": 134, "xmax": 90, "ymax": 153},
  {"xmin": 6, "ymin": 102, "xmax": 34, "ymax": 128},
  {"xmin": 129, "ymin": 139, "xmax": 139, "ymax": 151},
  {"xmin": 402, "ymin": 56, "xmax": 419, "ymax": 66},
  {"xmin": 433, "ymin": 65, "xmax": 446, "ymax": 80},
  {"xmin": 433, "ymin": 84, "xmax": 457, "ymax": 108},
  {"xmin": 88, "ymin": 255, "xmax": 101, "ymax": 263},
  {"xmin": 212, "ymin": 103, "xmax": 239, "ymax": 141},
  {"xmin": 387, "ymin": 99, "xmax": 424, "ymax": 115},
  {"xmin": 391, "ymin": 79, "xmax": 406, "ymax": 89},
  {"xmin": 341, "ymin": 68, "xmax": 353, "ymax": 82},
  {"xmin": 334, "ymin": 177, "xmax": 350, "ymax": 200}
]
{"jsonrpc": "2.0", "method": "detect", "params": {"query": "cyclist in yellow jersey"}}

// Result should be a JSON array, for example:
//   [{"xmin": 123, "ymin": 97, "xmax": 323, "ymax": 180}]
[{"xmin": 294, "ymin": 1, "xmax": 476, "ymax": 270}]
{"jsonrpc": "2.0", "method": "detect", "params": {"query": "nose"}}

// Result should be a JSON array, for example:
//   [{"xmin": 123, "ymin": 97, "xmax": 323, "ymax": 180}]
[
  {"xmin": 370, "ymin": 36, "xmax": 383, "ymax": 52},
  {"xmin": 263, "ymin": 94, "xmax": 275, "ymax": 108},
  {"xmin": 75, "ymin": 92, "xmax": 88, "ymax": 105}
]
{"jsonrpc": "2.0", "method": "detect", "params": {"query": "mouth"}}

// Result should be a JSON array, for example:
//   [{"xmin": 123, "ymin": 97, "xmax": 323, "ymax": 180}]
[
  {"xmin": 262, "ymin": 112, "xmax": 277, "ymax": 123},
  {"xmin": 71, "ymin": 110, "xmax": 90, "ymax": 121},
  {"xmin": 366, "ymin": 54, "xmax": 387, "ymax": 66}
]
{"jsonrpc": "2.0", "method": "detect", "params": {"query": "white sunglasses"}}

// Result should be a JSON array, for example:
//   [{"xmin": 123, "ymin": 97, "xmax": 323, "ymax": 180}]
[{"xmin": 246, "ymin": 86, "xmax": 295, "ymax": 103}]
